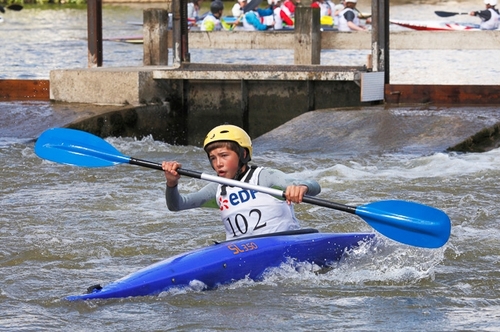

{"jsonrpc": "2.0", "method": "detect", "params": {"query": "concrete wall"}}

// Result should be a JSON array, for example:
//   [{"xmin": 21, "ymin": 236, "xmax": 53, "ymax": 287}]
[
  {"xmin": 178, "ymin": 30, "xmax": 500, "ymax": 50},
  {"xmin": 50, "ymin": 68, "xmax": 170, "ymax": 106},
  {"xmin": 169, "ymin": 78, "xmax": 367, "ymax": 145},
  {"xmin": 60, "ymin": 77, "xmax": 367, "ymax": 146}
]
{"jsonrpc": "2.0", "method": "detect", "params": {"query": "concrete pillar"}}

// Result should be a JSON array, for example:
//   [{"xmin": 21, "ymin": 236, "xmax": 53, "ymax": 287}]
[
  {"xmin": 143, "ymin": 9, "xmax": 169, "ymax": 66},
  {"xmin": 294, "ymin": 7, "xmax": 320, "ymax": 65}
]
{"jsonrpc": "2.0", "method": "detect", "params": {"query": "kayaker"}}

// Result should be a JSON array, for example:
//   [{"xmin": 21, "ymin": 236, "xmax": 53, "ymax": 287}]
[
  {"xmin": 243, "ymin": 5, "xmax": 275, "ymax": 30},
  {"xmin": 337, "ymin": 0, "xmax": 367, "ymax": 31},
  {"xmin": 162, "ymin": 124, "xmax": 321, "ymax": 240},
  {"xmin": 263, "ymin": 0, "xmax": 294, "ymax": 30},
  {"xmin": 200, "ymin": 1, "xmax": 230, "ymax": 31},
  {"xmin": 469, "ymin": 0, "xmax": 500, "ymax": 30}
]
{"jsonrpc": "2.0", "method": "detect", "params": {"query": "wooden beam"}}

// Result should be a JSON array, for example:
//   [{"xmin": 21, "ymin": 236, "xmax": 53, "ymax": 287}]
[
  {"xmin": 0, "ymin": 80, "xmax": 50, "ymax": 100},
  {"xmin": 385, "ymin": 85, "xmax": 500, "ymax": 105}
]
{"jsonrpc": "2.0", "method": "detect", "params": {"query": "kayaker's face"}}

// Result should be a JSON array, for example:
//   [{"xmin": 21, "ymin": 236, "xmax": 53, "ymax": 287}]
[{"xmin": 209, "ymin": 147, "xmax": 240, "ymax": 179}]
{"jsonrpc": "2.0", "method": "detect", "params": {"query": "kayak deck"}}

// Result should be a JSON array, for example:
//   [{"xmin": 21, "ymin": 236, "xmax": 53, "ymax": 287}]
[{"xmin": 67, "ymin": 231, "xmax": 375, "ymax": 301}]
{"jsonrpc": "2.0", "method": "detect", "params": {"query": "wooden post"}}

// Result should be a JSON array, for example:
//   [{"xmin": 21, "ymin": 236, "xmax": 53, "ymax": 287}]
[
  {"xmin": 87, "ymin": 0, "xmax": 102, "ymax": 67},
  {"xmin": 371, "ymin": 0, "xmax": 389, "ymax": 83},
  {"xmin": 294, "ymin": 7, "xmax": 320, "ymax": 65},
  {"xmin": 143, "ymin": 9, "xmax": 170, "ymax": 66},
  {"xmin": 171, "ymin": 0, "xmax": 190, "ymax": 65}
]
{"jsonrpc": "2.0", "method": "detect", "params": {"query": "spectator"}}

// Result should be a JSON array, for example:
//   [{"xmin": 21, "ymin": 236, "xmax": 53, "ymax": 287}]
[
  {"xmin": 200, "ymin": 1, "xmax": 228, "ymax": 31},
  {"xmin": 337, "ymin": 0, "xmax": 367, "ymax": 31},
  {"xmin": 469, "ymin": 0, "xmax": 500, "ymax": 30},
  {"xmin": 243, "ymin": 4, "xmax": 275, "ymax": 30}
]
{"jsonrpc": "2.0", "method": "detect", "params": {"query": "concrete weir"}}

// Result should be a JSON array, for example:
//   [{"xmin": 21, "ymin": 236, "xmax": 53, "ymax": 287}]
[{"xmin": 50, "ymin": 62, "xmax": 383, "ymax": 145}]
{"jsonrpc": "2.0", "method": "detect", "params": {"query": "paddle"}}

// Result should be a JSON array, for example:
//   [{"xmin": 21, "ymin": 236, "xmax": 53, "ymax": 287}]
[
  {"xmin": 434, "ymin": 11, "xmax": 469, "ymax": 17},
  {"xmin": 244, "ymin": 0, "xmax": 264, "ymax": 13},
  {"xmin": 354, "ymin": 8, "xmax": 371, "ymax": 20},
  {"xmin": 35, "ymin": 128, "xmax": 451, "ymax": 249},
  {"xmin": 0, "ymin": 4, "xmax": 23, "ymax": 13}
]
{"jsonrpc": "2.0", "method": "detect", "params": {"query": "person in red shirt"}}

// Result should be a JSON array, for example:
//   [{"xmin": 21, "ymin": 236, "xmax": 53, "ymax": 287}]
[
  {"xmin": 283, "ymin": 0, "xmax": 299, "ymax": 16},
  {"xmin": 264, "ymin": 0, "xmax": 294, "ymax": 29}
]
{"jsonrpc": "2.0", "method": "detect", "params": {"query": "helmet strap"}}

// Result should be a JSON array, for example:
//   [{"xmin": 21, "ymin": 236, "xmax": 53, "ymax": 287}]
[{"xmin": 234, "ymin": 147, "xmax": 250, "ymax": 179}]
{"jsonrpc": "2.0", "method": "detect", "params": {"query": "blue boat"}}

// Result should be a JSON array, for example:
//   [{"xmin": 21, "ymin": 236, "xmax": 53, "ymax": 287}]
[{"xmin": 66, "ymin": 230, "xmax": 375, "ymax": 301}]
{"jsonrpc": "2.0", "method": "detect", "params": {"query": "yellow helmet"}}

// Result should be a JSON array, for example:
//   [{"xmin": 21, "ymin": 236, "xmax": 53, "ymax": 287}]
[{"xmin": 203, "ymin": 124, "xmax": 253, "ymax": 161}]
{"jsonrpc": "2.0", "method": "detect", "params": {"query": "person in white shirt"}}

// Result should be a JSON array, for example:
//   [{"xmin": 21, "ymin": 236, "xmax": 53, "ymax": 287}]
[
  {"xmin": 200, "ymin": 1, "xmax": 226, "ymax": 31},
  {"xmin": 469, "ymin": 0, "xmax": 500, "ymax": 30},
  {"xmin": 337, "ymin": 0, "xmax": 367, "ymax": 31}
]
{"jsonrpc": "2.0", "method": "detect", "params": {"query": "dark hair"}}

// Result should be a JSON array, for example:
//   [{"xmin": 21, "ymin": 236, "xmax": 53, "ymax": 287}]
[{"xmin": 205, "ymin": 141, "xmax": 240, "ymax": 155}]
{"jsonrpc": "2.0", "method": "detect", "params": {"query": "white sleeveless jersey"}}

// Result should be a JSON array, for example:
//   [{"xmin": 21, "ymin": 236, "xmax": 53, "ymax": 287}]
[
  {"xmin": 480, "ymin": 8, "xmax": 499, "ymax": 30},
  {"xmin": 337, "ymin": 8, "xmax": 359, "ymax": 32},
  {"xmin": 242, "ymin": 12, "xmax": 258, "ymax": 31},
  {"xmin": 200, "ymin": 13, "xmax": 222, "ymax": 31},
  {"xmin": 216, "ymin": 167, "xmax": 300, "ymax": 240}
]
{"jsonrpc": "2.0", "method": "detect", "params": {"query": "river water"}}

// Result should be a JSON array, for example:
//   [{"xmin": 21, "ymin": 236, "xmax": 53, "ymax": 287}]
[{"xmin": 1, "ymin": 1, "xmax": 500, "ymax": 331}]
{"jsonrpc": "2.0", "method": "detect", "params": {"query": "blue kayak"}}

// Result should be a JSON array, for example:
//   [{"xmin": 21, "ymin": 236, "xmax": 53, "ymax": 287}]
[{"xmin": 66, "ymin": 230, "xmax": 375, "ymax": 301}]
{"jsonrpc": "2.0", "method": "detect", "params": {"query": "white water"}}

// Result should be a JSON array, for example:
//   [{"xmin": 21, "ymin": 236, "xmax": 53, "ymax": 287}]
[{"xmin": 2, "ymin": 128, "xmax": 500, "ymax": 330}]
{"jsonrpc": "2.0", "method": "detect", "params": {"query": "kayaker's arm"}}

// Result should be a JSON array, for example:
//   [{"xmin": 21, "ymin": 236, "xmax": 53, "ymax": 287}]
[
  {"xmin": 280, "ymin": 10, "xmax": 294, "ymax": 26},
  {"xmin": 166, "ymin": 182, "xmax": 219, "ymax": 211},
  {"xmin": 470, "ymin": 9, "xmax": 492, "ymax": 21},
  {"xmin": 258, "ymin": 168, "xmax": 321, "ymax": 197},
  {"xmin": 245, "ymin": 11, "xmax": 273, "ymax": 30}
]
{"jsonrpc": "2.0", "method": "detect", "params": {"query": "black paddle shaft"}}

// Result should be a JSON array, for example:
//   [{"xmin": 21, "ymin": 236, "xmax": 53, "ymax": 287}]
[
  {"xmin": 129, "ymin": 157, "xmax": 204, "ymax": 180},
  {"xmin": 302, "ymin": 196, "xmax": 357, "ymax": 215},
  {"xmin": 129, "ymin": 157, "xmax": 357, "ymax": 215}
]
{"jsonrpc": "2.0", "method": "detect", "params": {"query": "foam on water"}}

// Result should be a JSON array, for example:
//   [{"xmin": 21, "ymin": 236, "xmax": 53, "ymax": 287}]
[{"xmin": 315, "ymin": 149, "xmax": 500, "ymax": 184}]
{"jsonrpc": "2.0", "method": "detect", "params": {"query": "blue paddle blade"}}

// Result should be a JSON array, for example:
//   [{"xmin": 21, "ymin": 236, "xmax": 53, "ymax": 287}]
[
  {"xmin": 35, "ymin": 128, "xmax": 130, "ymax": 167},
  {"xmin": 355, "ymin": 200, "xmax": 451, "ymax": 248}
]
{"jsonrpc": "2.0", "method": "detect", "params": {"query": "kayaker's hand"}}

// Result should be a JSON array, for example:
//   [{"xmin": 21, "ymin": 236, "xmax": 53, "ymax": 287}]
[
  {"xmin": 162, "ymin": 161, "xmax": 182, "ymax": 187},
  {"xmin": 284, "ymin": 185, "xmax": 308, "ymax": 205}
]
